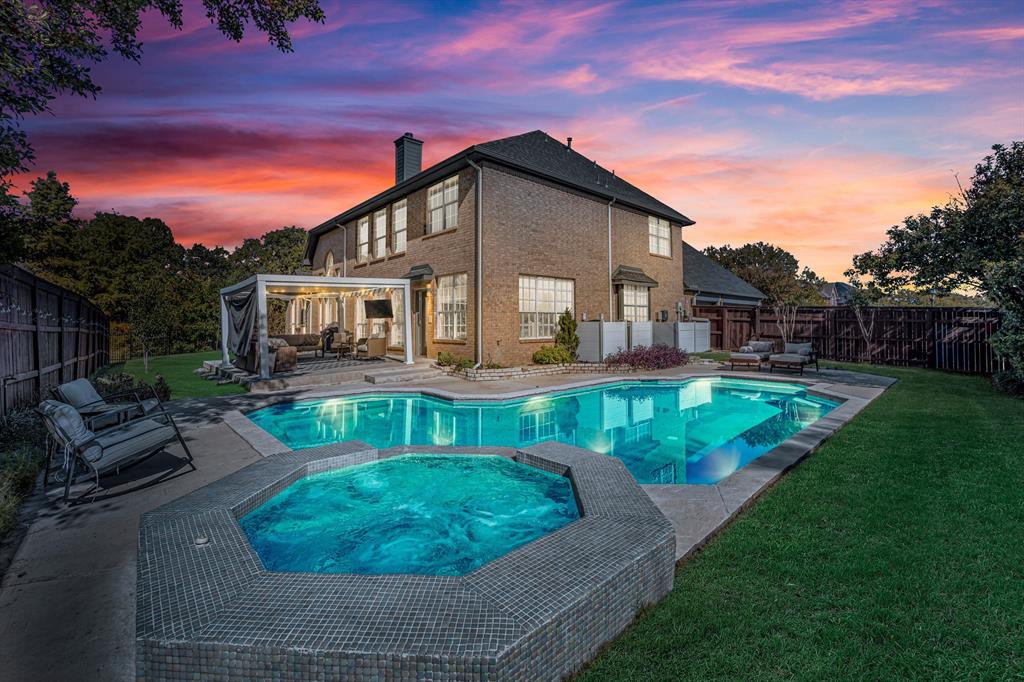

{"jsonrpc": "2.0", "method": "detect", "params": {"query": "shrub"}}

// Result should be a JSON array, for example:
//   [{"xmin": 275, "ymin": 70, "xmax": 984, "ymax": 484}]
[
  {"xmin": 94, "ymin": 371, "xmax": 171, "ymax": 402},
  {"xmin": 483, "ymin": 361, "xmax": 506, "ymax": 370},
  {"xmin": 992, "ymin": 369, "xmax": 1024, "ymax": 398},
  {"xmin": 153, "ymin": 375, "xmax": 172, "ymax": 402},
  {"xmin": 605, "ymin": 344, "xmax": 689, "ymax": 370},
  {"xmin": 436, "ymin": 351, "xmax": 456, "ymax": 366},
  {"xmin": 0, "ymin": 408, "xmax": 47, "ymax": 450},
  {"xmin": 533, "ymin": 345, "xmax": 574, "ymax": 365},
  {"xmin": 453, "ymin": 357, "xmax": 475, "ymax": 370},
  {"xmin": 554, "ymin": 309, "xmax": 579, "ymax": 359}
]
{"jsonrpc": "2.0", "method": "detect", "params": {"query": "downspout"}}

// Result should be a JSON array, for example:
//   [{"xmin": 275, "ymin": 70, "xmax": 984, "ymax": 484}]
[
  {"xmin": 607, "ymin": 197, "xmax": 616, "ymax": 320},
  {"xmin": 341, "ymin": 224, "xmax": 348, "ymax": 276},
  {"xmin": 467, "ymin": 159, "xmax": 484, "ymax": 368}
]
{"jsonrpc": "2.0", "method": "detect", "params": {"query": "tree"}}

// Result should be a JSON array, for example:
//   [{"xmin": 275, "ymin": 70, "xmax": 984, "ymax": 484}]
[
  {"xmin": 554, "ymin": 309, "xmax": 579, "ymax": 360},
  {"xmin": 74, "ymin": 213, "xmax": 184, "ymax": 320},
  {"xmin": 127, "ymin": 274, "xmax": 176, "ymax": 372},
  {"xmin": 702, "ymin": 242, "xmax": 825, "ymax": 306},
  {"xmin": 847, "ymin": 141, "xmax": 1024, "ymax": 389},
  {"xmin": 0, "ymin": 0, "xmax": 325, "ymax": 180},
  {"xmin": 228, "ymin": 227, "xmax": 308, "ymax": 280},
  {"xmin": 22, "ymin": 171, "xmax": 81, "ymax": 287}
]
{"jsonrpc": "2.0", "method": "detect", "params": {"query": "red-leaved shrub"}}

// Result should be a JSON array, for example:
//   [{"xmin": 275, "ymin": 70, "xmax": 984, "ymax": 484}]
[{"xmin": 605, "ymin": 344, "xmax": 689, "ymax": 370}]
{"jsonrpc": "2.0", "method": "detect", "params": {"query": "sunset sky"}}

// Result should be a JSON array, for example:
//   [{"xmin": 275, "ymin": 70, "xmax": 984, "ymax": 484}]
[{"xmin": 16, "ymin": 0, "xmax": 1024, "ymax": 279}]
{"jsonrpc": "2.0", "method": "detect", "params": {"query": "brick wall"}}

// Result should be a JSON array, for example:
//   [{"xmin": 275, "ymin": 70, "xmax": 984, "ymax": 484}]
[
  {"xmin": 308, "ymin": 161, "xmax": 686, "ymax": 367},
  {"xmin": 312, "ymin": 166, "xmax": 478, "ymax": 361}
]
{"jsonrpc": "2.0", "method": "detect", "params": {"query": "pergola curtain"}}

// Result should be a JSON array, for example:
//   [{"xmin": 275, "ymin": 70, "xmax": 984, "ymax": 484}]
[{"xmin": 225, "ymin": 290, "xmax": 257, "ymax": 356}]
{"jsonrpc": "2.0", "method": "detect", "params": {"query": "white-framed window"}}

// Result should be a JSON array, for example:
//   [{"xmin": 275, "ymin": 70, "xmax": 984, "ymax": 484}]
[
  {"xmin": 357, "ymin": 216, "xmax": 369, "ymax": 261},
  {"xmin": 435, "ymin": 273, "xmax": 467, "ymax": 340},
  {"xmin": 519, "ymin": 275, "xmax": 574, "ymax": 340},
  {"xmin": 428, "ymin": 176, "xmax": 458, "ymax": 233},
  {"xmin": 621, "ymin": 284, "xmax": 650, "ymax": 322},
  {"xmin": 373, "ymin": 209, "xmax": 387, "ymax": 259},
  {"xmin": 649, "ymin": 216, "xmax": 671, "ymax": 257},
  {"xmin": 390, "ymin": 289, "xmax": 404, "ymax": 346},
  {"xmin": 392, "ymin": 199, "xmax": 407, "ymax": 253},
  {"xmin": 324, "ymin": 251, "xmax": 334, "ymax": 275}
]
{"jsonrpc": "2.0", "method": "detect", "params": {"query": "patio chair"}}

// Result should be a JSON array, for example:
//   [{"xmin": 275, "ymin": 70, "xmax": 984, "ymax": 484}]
[
  {"xmin": 331, "ymin": 329, "xmax": 354, "ymax": 359},
  {"xmin": 52, "ymin": 378, "xmax": 159, "ymax": 430},
  {"xmin": 769, "ymin": 342, "xmax": 819, "ymax": 374},
  {"xmin": 354, "ymin": 335, "xmax": 387, "ymax": 360},
  {"xmin": 730, "ymin": 340, "xmax": 774, "ymax": 371},
  {"xmin": 37, "ymin": 399, "xmax": 195, "ymax": 503}
]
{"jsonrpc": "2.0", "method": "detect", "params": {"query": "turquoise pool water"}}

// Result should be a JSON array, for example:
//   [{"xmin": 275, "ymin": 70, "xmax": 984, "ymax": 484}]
[
  {"xmin": 248, "ymin": 378, "xmax": 838, "ymax": 485},
  {"xmin": 239, "ymin": 454, "xmax": 579, "ymax": 575}
]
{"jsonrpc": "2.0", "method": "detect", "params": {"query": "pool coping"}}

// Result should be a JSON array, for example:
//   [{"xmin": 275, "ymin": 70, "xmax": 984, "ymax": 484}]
[
  {"xmin": 136, "ymin": 441, "xmax": 675, "ymax": 681},
  {"xmin": 219, "ymin": 371, "xmax": 889, "ymax": 562}
]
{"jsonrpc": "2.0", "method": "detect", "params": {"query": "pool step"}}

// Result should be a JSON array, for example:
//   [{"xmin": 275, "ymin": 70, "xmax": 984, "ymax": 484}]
[{"xmin": 364, "ymin": 366, "xmax": 443, "ymax": 384}]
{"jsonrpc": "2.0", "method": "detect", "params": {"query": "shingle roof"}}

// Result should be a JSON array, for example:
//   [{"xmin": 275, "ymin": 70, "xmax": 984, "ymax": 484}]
[
  {"xmin": 682, "ymin": 242, "xmax": 765, "ymax": 302},
  {"xmin": 305, "ymin": 130, "xmax": 694, "ymax": 262},
  {"xmin": 612, "ymin": 265, "xmax": 659, "ymax": 287},
  {"xmin": 476, "ymin": 131, "xmax": 693, "ymax": 225}
]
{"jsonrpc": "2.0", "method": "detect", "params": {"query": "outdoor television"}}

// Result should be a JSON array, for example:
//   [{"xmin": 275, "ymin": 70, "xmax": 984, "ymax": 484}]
[{"xmin": 364, "ymin": 299, "xmax": 393, "ymax": 319}]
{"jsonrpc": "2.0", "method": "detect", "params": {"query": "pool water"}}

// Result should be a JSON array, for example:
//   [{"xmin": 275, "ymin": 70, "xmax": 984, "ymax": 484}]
[
  {"xmin": 248, "ymin": 378, "xmax": 837, "ymax": 485},
  {"xmin": 239, "ymin": 454, "xmax": 579, "ymax": 575}
]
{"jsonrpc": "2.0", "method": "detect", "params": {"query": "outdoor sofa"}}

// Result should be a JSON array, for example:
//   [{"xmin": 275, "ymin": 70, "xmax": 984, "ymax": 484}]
[
  {"xmin": 769, "ymin": 342, "xmax": 819, "ymax": 374},
  {"xmin": 52, "ymin": 377, "xmax": 159, "ymax": 431}
]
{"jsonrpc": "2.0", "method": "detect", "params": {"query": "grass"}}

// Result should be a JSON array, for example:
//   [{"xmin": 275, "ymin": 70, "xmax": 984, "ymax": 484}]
[
  {"xmin": 107, "ymin": 350, "xmax": 246, "ymax": 400},
  {"xmin": 580, "ymin": 365, "xmax": 1024, "ymax": 680},
  {"xmin": 692, "ymin": 350, "xmax": 731, "ymax": 362},
  {"xmin": 0, "ymin": 410, "xmax": 47, "ymax": 543}
]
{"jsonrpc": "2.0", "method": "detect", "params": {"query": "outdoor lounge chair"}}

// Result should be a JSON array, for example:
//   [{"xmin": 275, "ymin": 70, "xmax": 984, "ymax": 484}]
[
  {"xmin": 52, "ymin": 378, "xmax": 159, "ymax": 430},
  {"xmin": 37, "ymin": 399, "xmax": 195, "ymax": 503},
  {"xmin": 354, "ymin": 335, "xmax": 387, "ymax": 360},
  {"xmin": 769, "ymin": 342, "xmax": 819, "ymax": 374},
  {"xmin": 730, "ymin": 340, "xmax": 774, "ymax": 371}
]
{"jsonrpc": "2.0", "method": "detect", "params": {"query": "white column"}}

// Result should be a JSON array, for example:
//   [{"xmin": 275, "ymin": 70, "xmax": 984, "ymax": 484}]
[
  {"xmin": 403, "ymin": 281, "xmax": 414, "ymax": 364},
  {"xmin": 256, "ymin": 279, "xmax": 270, "ymax": 378},
  {"xmin": 219, "ymin": 294, "xmax": 231, "ymax": 366}
]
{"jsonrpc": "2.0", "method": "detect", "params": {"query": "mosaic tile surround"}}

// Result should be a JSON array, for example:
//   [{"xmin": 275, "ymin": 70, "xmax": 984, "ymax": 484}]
[{"xmin": 136, "ymin": 441, "xmax": 676, "ymax": 681}]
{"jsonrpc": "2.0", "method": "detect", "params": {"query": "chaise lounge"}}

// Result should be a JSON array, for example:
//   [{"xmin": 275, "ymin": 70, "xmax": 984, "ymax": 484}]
[
  {"xmin": 730, "ymin": 340, "xmax": 774, "ymax": 371},
  {"xmin": 37, "ymin": 397, "xmax": 195, "ymax": 503},
  {"xmin": 769, "ymin": 342, "xmax": 819, "ymax": 374}
]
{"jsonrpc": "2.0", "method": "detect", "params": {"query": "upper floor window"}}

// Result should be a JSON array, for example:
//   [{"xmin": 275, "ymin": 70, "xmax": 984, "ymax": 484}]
[
  {"xmin": 649, "ymin": 216, "xmax": 671, "ymax": 257},
  {"xmin": 357, "ymin": 216, "xmax": 370, "ymax": 261},
  {"xmin": 519, "ymin": 275, "xmax": 574, "ymax": 340},
  {"xmin": 392, "ymin": 199, "xmax": 407, "ymax": 253},
  {"xmin": 435, "ymin": 273, "xmax": 467, "ymax": 340},
  {"xmin": 428, "ymin": 176, "xmax": 458, "ymax": 233},
  {"xmin": 373, "ymin": 209, "xmax": 387, "ymax": 259},
  {"xmin": 621, "ymin": 284, "xmax": 650, "ymax": 322},
  {"xmin": 324, "ymin": 251, "xmax": 334, "ymax": 275}
]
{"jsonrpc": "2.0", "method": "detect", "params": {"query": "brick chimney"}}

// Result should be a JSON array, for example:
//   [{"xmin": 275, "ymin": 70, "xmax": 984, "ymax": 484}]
[{"xmin": 394, "ymin": 132, "xmax": 423, "ymax": 184}]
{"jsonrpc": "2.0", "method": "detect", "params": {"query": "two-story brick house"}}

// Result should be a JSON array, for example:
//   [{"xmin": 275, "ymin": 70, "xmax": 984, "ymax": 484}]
[{"xmin": 299, "ymin": 130, "xmax": 694, "ymax": 367}]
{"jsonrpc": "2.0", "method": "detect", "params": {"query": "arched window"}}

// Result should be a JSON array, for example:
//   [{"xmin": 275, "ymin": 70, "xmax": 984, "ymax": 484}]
[{"xmin": 324, "ymin": 251, "xmax": 334, "ymax": 275}]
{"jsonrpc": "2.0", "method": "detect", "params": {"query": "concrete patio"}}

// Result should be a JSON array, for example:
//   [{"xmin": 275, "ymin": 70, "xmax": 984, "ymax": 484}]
[{"xmin": 0, "ymin": 366, "xmax": 893, "ymax": 681}]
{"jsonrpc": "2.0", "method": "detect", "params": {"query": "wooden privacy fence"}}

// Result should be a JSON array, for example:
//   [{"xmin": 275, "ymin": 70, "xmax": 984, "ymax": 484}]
[
  {"xmin": 0, "ymin": 265, "xmax": 110, "ymax": 415},
  {"xmin": 694, "ymin": 305, "xmax": 1006, "ymax": 375}
]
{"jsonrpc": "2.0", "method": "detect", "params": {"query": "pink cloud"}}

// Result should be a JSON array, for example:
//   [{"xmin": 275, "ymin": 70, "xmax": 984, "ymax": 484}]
[
  {"xmin": 938, "ymin": 26, "xmax": 1024, "ymax": 42},
  {"xmin": 428, "ymin": 1, "xmax": 616, "ymax": 60}
]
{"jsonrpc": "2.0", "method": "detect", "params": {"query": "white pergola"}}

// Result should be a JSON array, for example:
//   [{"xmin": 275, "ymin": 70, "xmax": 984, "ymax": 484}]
[{"xmin": 219, "ymin": 274, "xmax": 414, "ymax": 378}]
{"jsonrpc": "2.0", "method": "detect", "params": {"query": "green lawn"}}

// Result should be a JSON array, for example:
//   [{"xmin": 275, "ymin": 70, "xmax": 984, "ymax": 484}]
[
  {"xmin": 692, "ymin": 350, "xmax": 731, "ymax": 362},
  {"xmin": 581, "ymin": 366, "xmax": 1024, "ymax": 680},
  {"xmin": 108, "ymin": 351, "xmax": 246, "ymax": 400}
]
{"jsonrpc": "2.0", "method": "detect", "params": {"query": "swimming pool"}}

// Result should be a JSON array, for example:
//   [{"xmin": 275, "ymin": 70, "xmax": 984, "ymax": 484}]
[
  {"xmin": 239, "ymin": 454, "xmax": 579, "ymax": 575},
  {"xmin": 247, "ymin": 378, "xmax": 838, "ymax": 485}
]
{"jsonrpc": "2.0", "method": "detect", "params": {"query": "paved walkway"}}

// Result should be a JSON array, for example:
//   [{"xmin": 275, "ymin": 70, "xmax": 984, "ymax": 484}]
[{"xmin": 0, "ymin": 366, "xmax": 893, "ymax": 682}]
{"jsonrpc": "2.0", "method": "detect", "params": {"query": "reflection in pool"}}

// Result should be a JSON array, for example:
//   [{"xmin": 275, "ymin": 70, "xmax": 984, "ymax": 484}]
[{"xmin": 247, "ymin": 378, "xmax": 837, "ymax": 485}]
